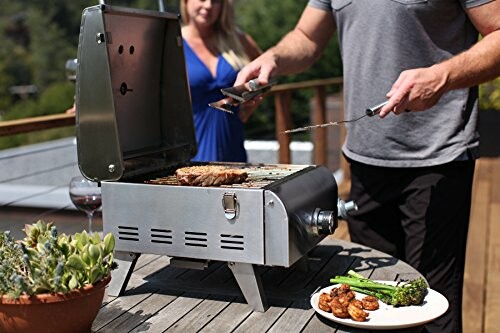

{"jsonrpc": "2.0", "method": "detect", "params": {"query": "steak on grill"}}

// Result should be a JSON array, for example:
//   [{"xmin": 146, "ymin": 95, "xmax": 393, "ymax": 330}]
[{"xmin": 175, "ymin": 165, "xmax": 248, "ymax": 187}]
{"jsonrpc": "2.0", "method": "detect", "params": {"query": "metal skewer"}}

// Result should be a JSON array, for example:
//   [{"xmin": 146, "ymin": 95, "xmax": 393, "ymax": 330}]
[{"xmin": 281, "ymin": 101, "xmax": 389, "ymax": 134}]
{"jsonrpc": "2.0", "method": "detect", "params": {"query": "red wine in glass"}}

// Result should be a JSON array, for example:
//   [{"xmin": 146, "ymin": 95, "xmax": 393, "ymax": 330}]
[
  {"xmin": 69, "ymin": 194, "xmax": 102, "ymax": 214},
  {"xmin": 69, "ymin": 176, "xmax": 102, "ymax": 233}
]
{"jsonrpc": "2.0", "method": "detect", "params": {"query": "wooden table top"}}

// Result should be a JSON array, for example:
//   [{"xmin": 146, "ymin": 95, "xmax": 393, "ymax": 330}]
[{"xmin": 92, "ymin": 237, "xmax": 425, "ymax": 333}]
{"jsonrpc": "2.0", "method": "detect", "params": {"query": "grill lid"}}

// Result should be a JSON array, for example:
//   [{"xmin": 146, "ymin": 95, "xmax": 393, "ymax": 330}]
[{"xmin": 76, "ymin": 5, "xmax": 196, "ymax": 181}]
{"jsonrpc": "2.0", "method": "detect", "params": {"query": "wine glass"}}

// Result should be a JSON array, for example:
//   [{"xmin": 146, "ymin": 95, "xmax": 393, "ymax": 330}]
[{"xmin": 69, "ymin": 176, "xmax": 102, "ymax": 233}]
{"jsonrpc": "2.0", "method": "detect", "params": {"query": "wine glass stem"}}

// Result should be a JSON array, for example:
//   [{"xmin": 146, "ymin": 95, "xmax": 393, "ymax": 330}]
[{"xmin": 87, "ymin": 212, "xmax": 94, "ymax": 233}]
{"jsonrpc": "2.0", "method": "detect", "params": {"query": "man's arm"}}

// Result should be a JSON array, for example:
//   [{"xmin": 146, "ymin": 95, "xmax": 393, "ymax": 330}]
[
  {"xmin": 379, "ymin": 1, "xmax": 500, "ymax": 117},
  {"xmin": 234, "ymin": 6, "xmax": 336, "ymax": 87},
  {"xmin": 442, "ymin": 3, "xmax": 500, "ymax": 88}
]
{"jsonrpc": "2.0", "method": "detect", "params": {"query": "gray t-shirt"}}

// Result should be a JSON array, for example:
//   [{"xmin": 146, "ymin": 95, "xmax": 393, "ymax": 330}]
[{"xmin": 308, "ymin": 0, "xmax": 490, "ymax": 167}]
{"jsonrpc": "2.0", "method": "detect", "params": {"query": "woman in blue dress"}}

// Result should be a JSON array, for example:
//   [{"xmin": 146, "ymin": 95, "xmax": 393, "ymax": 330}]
[{"xmin": 180, "ymin": 0, "xmax": 261, "ymax": 162}]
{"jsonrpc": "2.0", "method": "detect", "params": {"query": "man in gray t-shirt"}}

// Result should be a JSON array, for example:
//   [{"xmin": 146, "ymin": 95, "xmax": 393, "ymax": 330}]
[{"xmin": 234, "ymin": 1, "xmax": 499, "ymax": 332}]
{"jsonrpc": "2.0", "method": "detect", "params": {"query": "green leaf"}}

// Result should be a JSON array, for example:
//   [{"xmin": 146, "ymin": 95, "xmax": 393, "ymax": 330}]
[
  {"xmin": 88, "ymin": 244, "xmax": 100, "ymax": 265},
  {"xmin": 89, "ymin": 267, "xmax": 101, "ymax": 284},
  {"xmin": 66, "ymin": 254, "xmax": 87, "ymax": 270},
  {"xmin": 91, "ymin": 232, "xmax": 101, "ymax": 244},
  {"xmin": 36, "ymin": 242, "xmax": 45, "ymax": 253},
  {"xmin": 103, "ymin": 233, "xmax": 115, "ymax": 256},
  {"xmin": 68, "ymin": 274, "xmax": 79, "ymax": 290}
]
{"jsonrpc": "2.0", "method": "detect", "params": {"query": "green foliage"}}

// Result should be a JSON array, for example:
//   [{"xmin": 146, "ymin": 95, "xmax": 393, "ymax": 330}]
[
  {"xmin": 26, "ymin": 8, "xmax": 75, "ymax": 88},
  {"xmin": 0, "ymin": 220, "xmax": 116, "ymax": 299},
  {"xmin": 0, "ymin": 0, "xmax": 496, "ymax": 151},
  {"xmin": 480, "ymin": 77, "xmax": 500, "ymax": 110},
  {"xmin": 330, "ymin": 270, "xmax": 428, "ymax": 307},
  {"xmin": 2, "ymin": 82, "xmax": 74, "ymax": 121}
]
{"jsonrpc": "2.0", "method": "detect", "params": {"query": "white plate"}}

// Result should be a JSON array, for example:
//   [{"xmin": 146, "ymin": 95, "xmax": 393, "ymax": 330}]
[{"xmin": 310, "ymin": 281, "xmax": 449, "ymax": 330}]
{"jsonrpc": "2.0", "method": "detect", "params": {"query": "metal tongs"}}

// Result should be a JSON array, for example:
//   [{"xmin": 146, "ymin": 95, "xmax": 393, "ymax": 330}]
[
  {"xmin": 209, "ymin": 79, "xmax": 278, "ymax": 114},
  {"xmin": 281, "ymin": 101, "xmax": 388, "ymax": 134}
]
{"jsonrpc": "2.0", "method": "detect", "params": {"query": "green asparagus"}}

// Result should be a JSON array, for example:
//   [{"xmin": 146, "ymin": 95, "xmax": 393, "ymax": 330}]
[{"xmin": 329, "ymin": 270, "xmax": 428, "ymax": 307}]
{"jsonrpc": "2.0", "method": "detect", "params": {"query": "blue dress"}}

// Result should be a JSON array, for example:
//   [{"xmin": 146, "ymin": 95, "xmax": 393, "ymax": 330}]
[{"xmin": 183, "ymin": 40, "xmax": 247, "ymax": 162}]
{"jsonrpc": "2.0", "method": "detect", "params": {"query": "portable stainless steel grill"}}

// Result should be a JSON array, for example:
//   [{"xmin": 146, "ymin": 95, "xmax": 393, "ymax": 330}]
[{"xmin": 76, "ymin": 4, "xmax": 356, "ymax": 312}]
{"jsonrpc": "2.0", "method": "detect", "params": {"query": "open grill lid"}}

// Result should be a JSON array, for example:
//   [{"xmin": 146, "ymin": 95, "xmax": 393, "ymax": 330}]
[{"xmin": 76, "ymin": 5, "xmax": 196, "ymax": 181}]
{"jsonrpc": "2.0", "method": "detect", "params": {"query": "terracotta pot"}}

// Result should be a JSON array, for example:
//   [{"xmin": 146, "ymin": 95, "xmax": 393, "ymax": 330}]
[{"xmin": 0, "ymin": 275, "xmax": 111, "ymax": 333}]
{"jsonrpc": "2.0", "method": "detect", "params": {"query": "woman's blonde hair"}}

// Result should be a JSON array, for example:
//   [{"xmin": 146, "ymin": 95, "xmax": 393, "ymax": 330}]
[{"xmin": 180, "ymin": 0, "xmax": 250, "ymax": 70}]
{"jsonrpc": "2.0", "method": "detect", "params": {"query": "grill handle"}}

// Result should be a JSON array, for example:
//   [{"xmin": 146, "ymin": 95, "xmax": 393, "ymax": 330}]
[{"xmin": 98, "ymin": 0, "xmax": 165, "ymax": 12}]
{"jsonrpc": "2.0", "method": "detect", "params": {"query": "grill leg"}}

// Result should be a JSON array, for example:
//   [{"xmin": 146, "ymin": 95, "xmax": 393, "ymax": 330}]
[
  {"xmin": 107, "ymin": 251, "xmax": 140, "ymax": 296},
  {"xmin": 228, "ymin": 262, "xmax": 268, "ymax": 312}
]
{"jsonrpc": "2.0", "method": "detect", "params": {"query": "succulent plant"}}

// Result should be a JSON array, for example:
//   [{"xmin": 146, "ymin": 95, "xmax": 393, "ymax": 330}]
[{"xmin": 0, "ymin": 220, "xmax": 116, "ymax": 299}]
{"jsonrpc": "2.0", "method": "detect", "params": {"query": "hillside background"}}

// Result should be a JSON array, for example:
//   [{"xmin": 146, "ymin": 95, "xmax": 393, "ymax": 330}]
[{"xmin": 0, "ymin": 0, "xmax": 497, "ymax": 150}]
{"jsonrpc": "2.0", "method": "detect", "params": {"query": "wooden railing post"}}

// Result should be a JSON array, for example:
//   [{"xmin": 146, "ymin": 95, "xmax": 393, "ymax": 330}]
[
  {"xmin": 274, "ymin": 91, "xmax": 292, "ymax": 164},
  {"xmin": 312, "ymin": 86, "xmax": 327, "ymax": 166}
]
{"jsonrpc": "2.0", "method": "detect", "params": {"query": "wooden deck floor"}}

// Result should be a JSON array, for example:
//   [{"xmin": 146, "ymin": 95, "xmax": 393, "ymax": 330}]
[{"xmin": 463, "ymin": 157, "xmax": 500, "ymax": 333}]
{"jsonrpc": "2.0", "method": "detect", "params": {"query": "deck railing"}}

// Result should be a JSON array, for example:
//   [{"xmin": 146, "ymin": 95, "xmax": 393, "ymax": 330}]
[{"xmin": 0, "ymin": 77, "xmax": 345, "ymax": 172}]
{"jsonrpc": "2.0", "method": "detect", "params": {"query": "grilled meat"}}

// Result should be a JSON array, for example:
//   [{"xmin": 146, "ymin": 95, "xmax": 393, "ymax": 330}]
[{"xmin": 175, "ymin": 165, "xmax": 248, "ymax": 187}]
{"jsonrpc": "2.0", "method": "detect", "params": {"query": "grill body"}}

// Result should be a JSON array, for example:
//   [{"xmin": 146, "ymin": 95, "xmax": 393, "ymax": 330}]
[
  {"xmin": 103, "ymin": 164, "xmax": 337, "ymax": 267},
  {"xmin": 76, "ymin": 5, "xmax": 344, "ymax": 312}
]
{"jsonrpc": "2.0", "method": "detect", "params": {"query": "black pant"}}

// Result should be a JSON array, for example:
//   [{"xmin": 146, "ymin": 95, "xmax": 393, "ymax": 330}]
[{"xmin": 347, "ymin": 159, "xmax": 475, "ymax": 333}]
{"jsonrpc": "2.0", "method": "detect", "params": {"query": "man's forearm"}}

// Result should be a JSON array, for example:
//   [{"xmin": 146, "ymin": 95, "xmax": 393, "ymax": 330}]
[
  {"xmin": 439, "ymin": 29, "xmax": 500, "ymax": 91},
  {"xmin": 269, "ymin": 27, "xmax": 327, "ymax": 77}
]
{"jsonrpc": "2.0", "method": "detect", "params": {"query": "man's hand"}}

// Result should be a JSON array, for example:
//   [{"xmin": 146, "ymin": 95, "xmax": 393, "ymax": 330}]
[
  {"xmin": 234, "ymin": 6, "xmax": 335, "ymax": 89},
  {"xmin": 379, "ymin": 65, "xmax": 448, "ymax": 117},
  {"xmin": 234, "ymin": 51, "xmax": 278, "ymax": 88},
  {"xmin": 379, "ymin": 1, "xmax": 500, "ymax": 118}
]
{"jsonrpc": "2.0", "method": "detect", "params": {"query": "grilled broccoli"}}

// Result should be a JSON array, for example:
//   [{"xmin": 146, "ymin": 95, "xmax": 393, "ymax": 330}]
[{"xmin": 329, "ymin": 270, "xmax": 428, "ymax": 307}]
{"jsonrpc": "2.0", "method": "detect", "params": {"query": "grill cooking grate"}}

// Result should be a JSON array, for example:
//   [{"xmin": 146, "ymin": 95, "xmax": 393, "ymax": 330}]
[{"xmin": 145, "ymin": 164, "xmax": 309, "ymax": 189}]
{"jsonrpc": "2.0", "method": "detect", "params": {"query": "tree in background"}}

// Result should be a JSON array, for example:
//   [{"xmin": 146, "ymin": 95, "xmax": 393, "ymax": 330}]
[
  {"xmin": 235, "ymin": 0, "xmax": 342, "ymax": 139},
  {"xmin": 0, "ymin": 0, "xmax": 497, "ymax": 149}
]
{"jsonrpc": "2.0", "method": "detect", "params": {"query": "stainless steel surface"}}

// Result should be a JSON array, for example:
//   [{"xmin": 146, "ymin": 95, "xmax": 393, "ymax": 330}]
[
  {"xmin": 338, "ymin": 199, "xmax": 358, "ymax": 220},
  {"xmin": 222, "ymin": 192, "xmax": 238, "ymax": 219},
  {"xmin": 208, "ymin": 79, "xmax": 278, "ymax": 114},
  {"xmin": 220, "ymin": 78, "xmax": 277, "ymax": 103},
  {"xmin": 76, "ymin": 5, "xmax": 196, "ymax": 181},
  {"xmin": 228, "ymin": 262, "xmax": 268, "ymax": 312},
  {"xmin": 281, "ymin": 101, "xmax": 389, "ymax": 134},
  {"xmin": 76, "ymin": 5, "xmax": 354, "ymax": 313},
  {"xmin": 281, "ymin": 114, "xmax": 366, "ymax": 134},
  {"xmin": 102, "ymin": 163, "xmax": 338, "ymax": 266},
  {"xmin": 365, "ymin": 100, "xmax": 388, "ymax": 117},
  {"xmin": 99, "ymin": 0, "xmax": 166, "ymax": 12},
  {"xmin": 208, "ymin": 100, "xmax": 236, "ymax": 114}
]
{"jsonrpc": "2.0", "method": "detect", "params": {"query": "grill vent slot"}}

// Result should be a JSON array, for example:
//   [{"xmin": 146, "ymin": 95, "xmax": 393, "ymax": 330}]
[
  {"xmin": 151, "ymin": 228, "xmax": 173, "ymax": 244},
  {"xmin": 220, "ymin": 234, "xmax": 244, "ymax": 251},
  {"xmin": 118, "ymin": 226, "xmax": 139, "ymax": 241},
  {"xmin": 185, "ymin": 231, "xmax": 208, "ymax": 247}
]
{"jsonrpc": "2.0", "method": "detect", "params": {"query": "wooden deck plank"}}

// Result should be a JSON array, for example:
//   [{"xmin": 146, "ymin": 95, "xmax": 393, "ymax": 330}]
[
  {"xmin": 93, "ymin": 290, "xmax": 155, "ymax": 331},
  {"xmin": 96, "ymin": 291, "xmax": 180, "ymax": 332},
  {"xmin": 164, "ymin": 294, "xmax": 235, "ymax": 332},
  {"xmin": 133, "ymin": 255, "xmax": 172, "ymax": 279},
  {"xmin": 199, "ymin": 298, "xmax": 253, "ymax": 333},
  {"xmin": 463, "ymin": 159, "xmax": 491, "ymax": 333},
  {"xmin": 268, "ymin": 298, "xmax": 315, "ymax": 333},
  {"xmin": 128, "ymin": 291, "xmax": 207, "ymax": 333},
  {"xmin": 301, "ymin": 315, "xmax": 338, "ymax": 333},
  {"xmin": 484, "ymin": 202, "xmax": 500, "ymax": 332},
  {"xmin": 491, "ymin": 158, "xmax": 500, "ymax": 203},
  {"xmin": 231, "ymin": 299, "xmax": 291, "ymax": 333}
]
